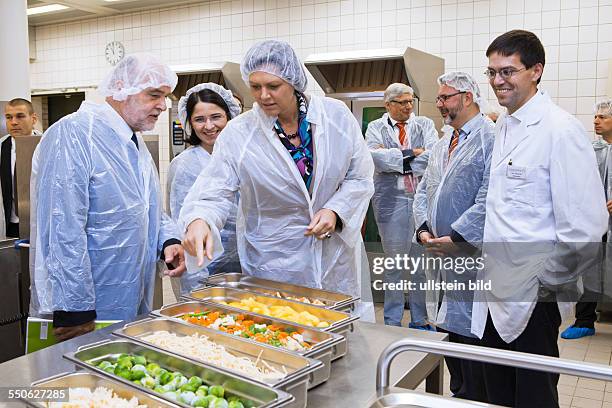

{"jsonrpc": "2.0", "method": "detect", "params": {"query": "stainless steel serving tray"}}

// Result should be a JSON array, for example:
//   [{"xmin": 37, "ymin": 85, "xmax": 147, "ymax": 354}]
[
  {"xmin": 113, "ymin": 317, "xmax": 322, "ymax": 407},
  {"xmin": 64, "ymin": 339, "xmax": 294, "ymax": 408},
  {"xmin": 151, "ymin": 301, "xmax": 343, "ymax": 384},
  {"xmin": 27, "ymin": 371, "xmax": 180, "ymax": 407},
  {"xmin": 200, "ymin": 273, "xmax": 359, "ymax": 312},
  {"xmin": 183, "ymin": 287, "xmax": 358, "ymax": 341},
  {"xmin": 367, "ymin": 388, "xmax": 496, "ymax": 407}
]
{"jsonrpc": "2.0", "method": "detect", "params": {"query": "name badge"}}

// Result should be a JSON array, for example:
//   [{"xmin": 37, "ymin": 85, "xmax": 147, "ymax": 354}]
[{"xmin": 506, "ymin": 165, "xmax": 527, "ymax": 179}]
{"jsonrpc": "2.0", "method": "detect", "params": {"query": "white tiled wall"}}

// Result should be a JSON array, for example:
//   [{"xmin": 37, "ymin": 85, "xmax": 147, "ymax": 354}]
[{"xmin": 29, "ymin": 0, "xmax": 612, "ymax": 187}]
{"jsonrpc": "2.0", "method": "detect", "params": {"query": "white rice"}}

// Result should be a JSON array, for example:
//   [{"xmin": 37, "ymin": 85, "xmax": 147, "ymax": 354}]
[
  {"xmin": 141, "ymin": 331, "xmax": 286, "ymax": 381},
  {"xmin": 46, "ymin": 387, "xmax": 146, "ymax": 408}
]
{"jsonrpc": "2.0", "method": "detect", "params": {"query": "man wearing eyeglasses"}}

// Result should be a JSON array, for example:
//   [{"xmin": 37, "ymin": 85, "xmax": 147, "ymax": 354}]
[
  {"xmin": 471, "ymin": 30, "xmax": 607, "ymax": 407},
  {"xmin": 413, "ymin": 71, "xmax": 494, "ymax": 402},
  {"xmin": 561, "ymin": 99, "xmax": 612, "ymax": 340},
  {"xmin": 365, "ymin": 83, "xmax": 438, "ymax": 327}
]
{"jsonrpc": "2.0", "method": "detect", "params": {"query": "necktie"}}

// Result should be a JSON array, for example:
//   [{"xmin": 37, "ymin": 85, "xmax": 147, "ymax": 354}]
[
  {"xmin": 131, "ymin": 133, "xmax": 139, "ymax": 150},
  {"xmin": 448, "ymin": 128, "xmax": 460, "ymax": 159},
  {"xmin": 128, "ymin": 133, "xmax": 141, "ymax": 187},
  {"xmin": 396, "ymin": 122, "xmax": 406, "ymax": 146}
]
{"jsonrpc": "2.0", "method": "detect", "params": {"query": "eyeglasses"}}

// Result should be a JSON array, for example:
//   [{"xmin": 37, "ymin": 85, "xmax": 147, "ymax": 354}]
[
  {"xmin": 435, "ymin": 91, "xmax": 465, "ymax": 103},
  {"xmin": 484, "ymin": 67, "xmax": 527, "ymax": 80},
  {"xmin": 390, "ymin": 99, "xmax": 414, "ymax": 107}
]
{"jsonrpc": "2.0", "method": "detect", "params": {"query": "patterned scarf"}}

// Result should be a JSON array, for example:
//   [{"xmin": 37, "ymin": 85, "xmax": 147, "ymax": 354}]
[{"xmin": 273, "ymin": 92, "xmax": 314, "ymax": 192}]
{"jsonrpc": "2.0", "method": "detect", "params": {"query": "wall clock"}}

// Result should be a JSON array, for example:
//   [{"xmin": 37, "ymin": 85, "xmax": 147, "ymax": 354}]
[{"xmin": 105, "ymin": 41, "xmax": 125, "ymax": 65}]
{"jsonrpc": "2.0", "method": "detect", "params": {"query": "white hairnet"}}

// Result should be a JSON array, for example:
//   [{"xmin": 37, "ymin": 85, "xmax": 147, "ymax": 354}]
[
  {"xmin": 240, "ymin": 40, "xmax": 308, "ymax": 92},
  {"xmin": 98, "ymin": 53, "xmax": 178, "ymax": 101},
  {"xmin": 437, "ymin": 71, "xmax": 488, "ymax": 112},
  {"xmin": 178, "ymin": 83, "xmax": 241, "ymax": 136},
  {"xmin": 595, "ymin": 99, "xmax": 612, "ymax": 116}
]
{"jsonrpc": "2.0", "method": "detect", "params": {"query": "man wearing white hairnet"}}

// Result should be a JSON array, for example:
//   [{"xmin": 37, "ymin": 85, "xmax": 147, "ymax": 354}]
[
  {"xmin": 560, "ymin": 99, "xmax": 612, "ymax": 340},
  {"xmin": 180, "ymin": 40, "xmax": 376, "ymax": 320},
  {"xmin": 365, "ymin": 83, "xmax": 438, "ymax": 327},
  {"xmin": 30, "ymin": 53, "xmax": 186, "ymax": 341},
  {"xmin": 413, "ymin": 71, "xmax": 494, "ymax": 401}
]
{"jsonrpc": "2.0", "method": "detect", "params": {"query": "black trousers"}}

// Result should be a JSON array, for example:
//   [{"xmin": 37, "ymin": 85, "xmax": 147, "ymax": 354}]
[
  {"xmin": 6, "ymin": 222, "xmax": 18, "ymax": 238},
  {"xmin": 574, "ymin": 301, "xmax": 597, "ymax": 328},
  {"xmin": 437, "ymin": 328, "xmax": 488, "ymax": 402},
  {"xmin": 481, "ymin": 302, "xmax": 561, "ymax": 408}
]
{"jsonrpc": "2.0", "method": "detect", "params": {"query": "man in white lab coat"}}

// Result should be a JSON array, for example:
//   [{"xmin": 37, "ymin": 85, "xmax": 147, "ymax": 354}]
[{"xmin": 472, "ymin": 30, "xmax": 608, "ymax": 407}]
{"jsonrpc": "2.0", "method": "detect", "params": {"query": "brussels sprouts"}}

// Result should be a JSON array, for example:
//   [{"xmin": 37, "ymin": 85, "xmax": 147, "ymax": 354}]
[
  {"xmin": 209, "ymin": 385, "xmax": 225, "ymax": 398},
  {"xmin": 129, "ymin": 369, "xmax": 146, "ymax": 381},
  {"xmin": 140, "ymin": 375, "xmax": 156, "ymax": 389},
  {"xmin": 162, "ymin": 383, "xmax": 176, "ymax": 392},
  {"xmin": 196, "ymin": 385, "xmax": 209, "ymax": 397},
  {"xmin": 228, "ymin": 401, "xmax": 245, "ymax": 408},
  {"xmin": 178, "ymin": 391, "xmax": 196, "ymax": 405},
  {"xmin": 103, "ymin": 364, "xmax": 116, "ymax": 374},
  {"xmin": 133, "ymin": 355, "xmax": 147, "ymax": 366},
  {"xmin": 146, "ymin": 363, "xmax": 161, "ymax": 376},
  {"xmin": 158, "ymin": 371, "xmax": 173, "ymax": 385},
  {"xmin": 164, "ymin": 391, "xmax": 178, "ymax": 401},
  {"xmin": 153, "ymin": 386, "xmax": 166, "ymax": 394},
  {"xmin": 116, "ymin": 358, "xmax": 133, "ymax": 370},
  {"xmin": 180, "ymin": 383, "xmax": 198, "ymax": 393},
  {"xmin": 174, "ymin": 375, "xmax": 188, "ymax": 387},
  {"xmin": 188, "ymin": 376, "xmax": 203, "ymax": 388},
  {"xmin": 115, "ymin": 368, "xmax": 132, "ymax": 381},
  {"xmin": 209, "ymin": 397, "xmax": 229, "ymax": 408},
  {"xmin": 97, "ymin": 360, "xmax": 112, "ymax": 370},
  {"xmin": 192, "ymin": 396, "xmax": 210, "ymax": 407}
]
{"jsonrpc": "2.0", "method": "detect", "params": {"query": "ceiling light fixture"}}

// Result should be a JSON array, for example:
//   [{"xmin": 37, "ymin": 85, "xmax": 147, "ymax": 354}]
[{"xmin": 27, "ymin": 4, "xmax": 70, "ymax": 15}]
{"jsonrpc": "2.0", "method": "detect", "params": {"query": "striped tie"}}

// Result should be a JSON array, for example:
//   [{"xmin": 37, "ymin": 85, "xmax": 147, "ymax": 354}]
[
  {"xmin": 397, "ymin": 122, "xmax": 406, "ymax": 146},
  {"xmin": 448, "ymin": 128, "xmax": 460, "ymax": 159}
]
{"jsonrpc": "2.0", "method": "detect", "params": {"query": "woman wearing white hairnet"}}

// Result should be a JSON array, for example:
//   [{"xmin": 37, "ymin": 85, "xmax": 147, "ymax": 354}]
[
  {"xmin": 167, "ymin": 83, "xmax": 241, "ymax": 294},
  {"xmin": 180, "ymin": 40, "xmax": 376, "ymax": 320}
]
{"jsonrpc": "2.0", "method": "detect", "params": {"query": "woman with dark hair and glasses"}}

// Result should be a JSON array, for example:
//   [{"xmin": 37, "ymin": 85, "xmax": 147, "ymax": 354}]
[
  {"xmin": 179, "ymin": 40, "xmax": 376, "ymax": 320},
  {"xmin": 167, "ymin": 83, "xmax": 241, "ymax": 295}
]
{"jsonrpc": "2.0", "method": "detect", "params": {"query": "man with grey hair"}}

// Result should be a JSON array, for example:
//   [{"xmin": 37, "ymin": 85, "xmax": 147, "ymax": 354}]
[
  {"xmin": 413, "ymin": 71, "xmax": 494, "ymax": 401},
  {"xmin": 365, "ymin": 82, "xmax": 438, "ymax": 327},
  {"xmin": 31, "ymin": 54, "xmax": 186, "ymax": 341},
  {"xmin": 560, "ymin": 98, "xmax": 612, "ymax": 340}
]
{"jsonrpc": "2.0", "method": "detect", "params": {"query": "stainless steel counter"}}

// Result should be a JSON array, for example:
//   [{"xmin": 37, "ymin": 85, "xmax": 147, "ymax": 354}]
[{"xmin": 0, "ymin": 318, "xmax": 447, "ymax": 407}]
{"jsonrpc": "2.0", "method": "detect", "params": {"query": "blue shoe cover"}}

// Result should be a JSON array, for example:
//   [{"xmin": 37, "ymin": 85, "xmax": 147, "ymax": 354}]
[{"xmin": 560, "ymin": 325, "xmax": 595, "ymax": 339}]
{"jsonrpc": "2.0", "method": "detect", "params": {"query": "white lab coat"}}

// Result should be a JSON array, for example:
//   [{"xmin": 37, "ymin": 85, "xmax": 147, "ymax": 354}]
[
  {"xmin": 179, "ymin": 95, "xmax": 376, "ymax": 320},
  {"xmin": 472, "ymin": 90, "xmax": 608, "ymax": 342}
]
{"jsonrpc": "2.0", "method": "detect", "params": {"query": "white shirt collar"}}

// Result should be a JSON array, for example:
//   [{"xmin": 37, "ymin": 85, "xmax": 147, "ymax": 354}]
[
  {"xmin": 508, "ymin": 89, "xmax": 546, "ymax": 125},
  {"xmin": 386, "ymin": 112, "xmax": 414, "ymax": 127},
  {"xmin": 100, "ymin": 101, "xmax": 135, "ymax": 144}
]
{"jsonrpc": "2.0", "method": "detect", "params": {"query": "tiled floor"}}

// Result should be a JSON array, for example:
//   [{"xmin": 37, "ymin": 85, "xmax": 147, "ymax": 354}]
[
  {"xmin": 371, "ymin": 303, "xmax": 612, "ymax": 408},
  {"xmin": 163, "ymin": 278, "xmax": 612, "ymax": 408}
]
